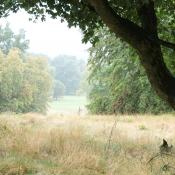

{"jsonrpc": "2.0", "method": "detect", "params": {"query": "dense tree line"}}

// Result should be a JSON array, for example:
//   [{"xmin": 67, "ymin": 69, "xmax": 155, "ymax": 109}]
[
  {"xmin": 0, "ymin": 24, "xmax": 53, "ymax": 113},
  {"xmin": 87, "ymin": 29, "xmax": 173, "ymax": 114},
  {"xmin": 0, "ymin": 49, "xmax": 53, "ymax": 113}
]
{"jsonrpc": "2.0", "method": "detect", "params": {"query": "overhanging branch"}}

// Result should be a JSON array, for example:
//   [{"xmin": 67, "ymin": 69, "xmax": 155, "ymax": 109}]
[
  {"xmin": 87, "ymin": 0, "xmax": 147, "ymax": 50},
  {"xmin": 158, "ymin": 39, "xmax": 175, "ymax": 50},
  {"xmin": 87, "ymin": 0, "xmax": 175, "ymax": 51}
]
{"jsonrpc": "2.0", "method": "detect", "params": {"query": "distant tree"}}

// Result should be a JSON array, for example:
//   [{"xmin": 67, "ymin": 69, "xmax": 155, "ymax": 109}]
[
  {"xmin": 0, "ymin": 23, "xmax": 29, "ymax": 54},
  {"xmin": 53, "ymin": 80, "xmax": 65, "ymax": 100},
  {"xmin": 51, "ymin": 55, "xmax": 86, "ymax": 95},
  {"xmin": 76, "ymin": 69, "xmax": 91, "ymax": 96},
  {"xmin": 0, "ymin": 48, "xmax": 53, "ymax": 113}
]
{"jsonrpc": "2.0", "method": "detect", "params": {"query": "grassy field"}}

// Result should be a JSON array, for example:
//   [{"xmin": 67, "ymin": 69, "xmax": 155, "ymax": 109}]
[
  {"xmin": 0, "ymin": 113, "xmax": 175, "ymax": 174},
  {"xmin": 49, "ymin": 96, "xmax": 87, "ymax": 115}
]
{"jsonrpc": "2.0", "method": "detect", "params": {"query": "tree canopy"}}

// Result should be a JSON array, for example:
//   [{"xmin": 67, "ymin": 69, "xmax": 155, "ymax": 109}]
[
  {"xmin": 53, "ymin": 80, "xmax": 65, "ymax": 100},
  {"xmin": 2, "ymin": 0, "xmax": 175, "ymax": 108}
]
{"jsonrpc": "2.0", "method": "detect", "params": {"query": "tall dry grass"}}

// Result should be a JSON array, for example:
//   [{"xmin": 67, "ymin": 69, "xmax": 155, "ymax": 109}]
[{"xmin": 0, "ymin": 113, "xmax": 174, "ymax": 174}]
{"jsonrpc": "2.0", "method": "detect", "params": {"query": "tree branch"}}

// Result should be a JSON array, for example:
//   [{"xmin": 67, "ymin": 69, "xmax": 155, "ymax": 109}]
[
  {"xmin": 87, "ymin": 0, "xmax": 175, "ymax": 51},
  {"xmin": 87, "ymin": 0, "xmax": 147, "ymax": 50},
  {"xmin": 158, "ymin": 39, "xmax": 175, "ymax": 50},
  {"xmin": 136, "ymin": 0, "xmax": 158, "ymax": 36},
  {"xmin": 136, "ymin": 1, "xmax": 175, "ymax": 50}
]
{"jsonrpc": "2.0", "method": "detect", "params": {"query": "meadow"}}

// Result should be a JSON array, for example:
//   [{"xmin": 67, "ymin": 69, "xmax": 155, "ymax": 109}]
[
  {"xmin": 0, "ymin": 113, "xmax": 175, "ymax": 174},
  {"xmin": 49, "ymin": 96, "xmax": 87, "ymax": 115}
]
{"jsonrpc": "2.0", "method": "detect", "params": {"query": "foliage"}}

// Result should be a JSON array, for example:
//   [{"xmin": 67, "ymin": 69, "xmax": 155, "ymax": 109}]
[
  {"xmin": 51, "ymin": 55, "xmax": 86, "ymax": 95},
  {"xmin": 0, "ymin": 48, "xmax": 53, "ymax": 113},
  {"xmin": 1, "ymin": 0, "xmax": 175, "ymax": 45},
  {"xmin": 0, "ymin": 23, "xmax": 29, "ymax": 54},
  {"xmin": 87, "ymin": 28, "xmax": 172, "ymax": 114}
]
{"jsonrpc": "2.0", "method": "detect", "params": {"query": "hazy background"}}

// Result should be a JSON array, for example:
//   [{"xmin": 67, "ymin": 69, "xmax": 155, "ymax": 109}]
[
  {"xmin": 0, "ymin": 10, "xmax": 90, "ymax": 59},
  {"xmin": 0, "ymin": 11, "xmax": 90, "ymax": 115}
]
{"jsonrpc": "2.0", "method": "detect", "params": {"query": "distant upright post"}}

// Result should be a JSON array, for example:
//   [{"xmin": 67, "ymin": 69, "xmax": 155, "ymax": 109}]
[{"xmin": 78, "ymin": 107, "xmax": 82, "ymax": 115}]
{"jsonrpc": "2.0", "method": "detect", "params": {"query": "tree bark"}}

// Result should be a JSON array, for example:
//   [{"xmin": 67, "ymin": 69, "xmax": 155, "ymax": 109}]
[
  {"xmin": 138, "ymin": 40, "xmax": 175, "ymax": 109},
  {"xmin": 87, "ymin": 0, "xmax": 175, "ymax": 109}
]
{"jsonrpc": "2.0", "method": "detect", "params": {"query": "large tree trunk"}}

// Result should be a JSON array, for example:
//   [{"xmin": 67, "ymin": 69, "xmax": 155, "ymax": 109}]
[
  {"xmin": 138, "ymin": 41, "xmax": 175, "ymax": 109},
  {"xmin": 87, "ymin": 0, "xmax": 175, "ymax": 109},
  {"xmin": 135, "ymin": 0, "xmax": 175, "ymax": 109}
]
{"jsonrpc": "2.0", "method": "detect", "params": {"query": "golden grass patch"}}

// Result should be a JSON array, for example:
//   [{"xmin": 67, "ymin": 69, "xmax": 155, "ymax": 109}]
[{"xmin": 0, "ymin": 113, "xmax": 174, "ymax": 174}]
